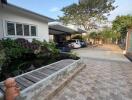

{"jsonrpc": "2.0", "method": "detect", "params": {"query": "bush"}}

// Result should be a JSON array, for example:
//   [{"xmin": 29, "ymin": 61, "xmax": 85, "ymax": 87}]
[
  {"xmin": 0, "ymin": 38, "xmax": 79, "ymax": 81},
  {"xmin": 34, "ymin": 40, "xmax": 60, "ymax": 58},
  {"xmin": 0, "ymin": 38, "xmax": 60, "ymax": 59},
  {"xmin": 1, "ymin": 39, "xmax": 32, "ymax": 60},
  {"xmin": 16, "ymin": 38, "xmax": 39, "ymax": 52},
  {"xmin": 32, "ymin": 39, "xmax": 42, "ymax": 46}
]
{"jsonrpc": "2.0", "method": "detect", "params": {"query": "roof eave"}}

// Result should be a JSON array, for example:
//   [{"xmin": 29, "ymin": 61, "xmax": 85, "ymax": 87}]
[{"xmin": 3, "ymin": 3, "xmax": 55, "ymax": 22}]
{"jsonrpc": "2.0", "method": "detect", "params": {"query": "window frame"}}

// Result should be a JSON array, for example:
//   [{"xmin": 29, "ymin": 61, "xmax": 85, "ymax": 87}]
[
  {"xmin": 16, "ymin": 23, "xmax": 23, "ymax": 36},
  {"xmin": 23, "ymin": 24, "xmax": 30, "ymax": 36},
  {"xmin": 6, "ymin": 21, "xmax": 38, "ymax": 37},
  {"xmin": 31, "ymin": 25, "xmax": 37, "ymax": 36},
  {"xmin": 6, "ymin": 21, "xmax": 16, "ymax": 36}
]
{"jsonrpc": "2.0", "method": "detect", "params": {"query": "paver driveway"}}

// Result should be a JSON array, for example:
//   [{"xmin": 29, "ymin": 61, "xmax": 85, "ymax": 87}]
[{"xmin": 52, "ymin": 45, "xmax": 132, "ymax": 100}]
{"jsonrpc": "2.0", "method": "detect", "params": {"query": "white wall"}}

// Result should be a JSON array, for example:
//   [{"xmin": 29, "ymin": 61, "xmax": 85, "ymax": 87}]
[
  {"xmin": 0, "ymin": 18, "xmax": 4, "ymax": 39},
  {"xmin": 0, "ymin": 7, "xmax": 49, "ymax": 42}
]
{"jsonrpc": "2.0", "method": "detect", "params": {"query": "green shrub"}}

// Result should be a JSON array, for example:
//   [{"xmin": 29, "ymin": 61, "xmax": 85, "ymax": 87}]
[
  {"xmin": 35, "ymin": 40, "xmax": 60, "ymax": 58},
  {"xmin": 48, "ymin": 42, "xmax": 60, "ymax": 54},
  {"xmin": 1, "ymin": 38, "xmax": 19, "ymax": 48},
  {"xmin": 32, "ymin": 39, "xmax": 42, "ymax": 46},
  {"xmin": 15, "ymin": 38, "xmax": 39, "ymax": 52},
  {"xmin": 0, "ymin": 38, "xmax": 79, "ymax": 81},
  {"xmin": 1, "ymin": 39, "xmax": 31, "ymax": 60}
]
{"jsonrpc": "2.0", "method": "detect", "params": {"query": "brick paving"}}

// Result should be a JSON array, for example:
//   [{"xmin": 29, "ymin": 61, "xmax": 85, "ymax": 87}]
[{"xmin": 52, "ymin": 45, "xmax": 132, "ymax": 100}]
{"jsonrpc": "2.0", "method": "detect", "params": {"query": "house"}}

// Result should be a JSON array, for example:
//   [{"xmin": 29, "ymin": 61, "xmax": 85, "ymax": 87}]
[{"xmin": 0, "ymin": 0, "xmax": 54, "ymax": 42}]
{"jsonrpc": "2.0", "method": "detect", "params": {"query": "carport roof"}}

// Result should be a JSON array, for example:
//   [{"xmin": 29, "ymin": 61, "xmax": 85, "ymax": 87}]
[
  {"xmin": 49, "ymin": 22, "xmax": 86, "ymax": 35},
  {"xmin": 78, "ymin": 28, "xmax": 87, "ymax": 33}
]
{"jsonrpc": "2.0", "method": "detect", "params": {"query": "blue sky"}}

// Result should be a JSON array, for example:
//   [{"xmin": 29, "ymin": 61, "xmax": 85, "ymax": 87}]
[{"xmin": 8, "ymin": 0, "xmax": 132, "ymax": 21}]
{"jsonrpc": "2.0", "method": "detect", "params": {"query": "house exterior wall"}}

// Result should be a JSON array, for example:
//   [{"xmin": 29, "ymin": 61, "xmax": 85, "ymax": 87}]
[
  {"xmin": 0, "ymin": 16, "xmax": 4, "ymax": 39},
  {"xmin": 0, "ymin": 7, "xmax": 49, "ymax": 42}
]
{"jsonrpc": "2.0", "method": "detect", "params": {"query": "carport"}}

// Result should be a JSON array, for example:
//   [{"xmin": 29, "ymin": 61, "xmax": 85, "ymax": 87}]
[
  {"xmin": 49, "ymin": 22, "xmax": 86, "ymax": 44},
  {"xmin": 49, "ymin": 22, "xmax": 76, "ymax": 43}
]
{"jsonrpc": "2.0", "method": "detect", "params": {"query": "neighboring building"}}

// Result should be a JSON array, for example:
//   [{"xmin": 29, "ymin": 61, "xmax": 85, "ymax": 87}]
[{"xmin": 0, "ymin": 0, "xmax": 54, "ymax": 42}]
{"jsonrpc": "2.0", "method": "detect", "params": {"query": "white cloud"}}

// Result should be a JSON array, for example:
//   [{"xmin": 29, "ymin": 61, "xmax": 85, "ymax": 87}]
[{"xmin": 50, "ymin": 7, "xmax": 60, "ymax": 12}]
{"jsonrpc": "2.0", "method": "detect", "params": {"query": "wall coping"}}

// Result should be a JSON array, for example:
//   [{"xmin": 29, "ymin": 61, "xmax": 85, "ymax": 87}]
[{"xmin": 0, "ymin": 59, "xmax": 80, "ymax": 100}]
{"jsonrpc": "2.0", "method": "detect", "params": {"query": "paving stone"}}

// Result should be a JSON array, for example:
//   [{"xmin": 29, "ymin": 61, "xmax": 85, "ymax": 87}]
[{"xmin": 52, "ymin": 58, "xmax": 132, "ymax": 100}]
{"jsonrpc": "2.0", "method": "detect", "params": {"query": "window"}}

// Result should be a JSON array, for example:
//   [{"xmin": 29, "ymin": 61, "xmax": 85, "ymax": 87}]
[
  {"xmin": 7, "ymin": 22, "xmax": 15, "ymax": 35},
  {"xmin": 24, "ymin": 25, "xmax": 30, "ymax": 36},
  {"xmin": 16, "ymin": 23, "xmax": 23, "ymax": 35},
  {"xmin": 31, "ymin": 26, "xmax": 36, "ymax": 36},
  {"xmin": 6, "ymin": 21, "xmax": 37, "ymax": 36}
]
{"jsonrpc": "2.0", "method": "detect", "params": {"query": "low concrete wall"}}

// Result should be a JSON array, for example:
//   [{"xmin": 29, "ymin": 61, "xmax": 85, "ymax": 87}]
[
  {"xmin": 18, "ymin": 59, "xmax": 81, "ymax": 100},
  {"xmin": 0, "ymin": 60, "xmax": 67, "ymax": 100},
  {"xmin": 0, "ymin": 59, "xmax": 81, "ymax": 100}
]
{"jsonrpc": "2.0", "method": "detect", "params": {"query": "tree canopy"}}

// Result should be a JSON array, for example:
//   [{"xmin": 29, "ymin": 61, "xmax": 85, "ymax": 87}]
[
  {"xmin": 89, "ymin": 28, "xmax": 120, "ymax": 44},
  {"xmin": 112, "ymin": 15, "xmax": 132, "ymax": 38},
  {"xmin": 59, "ymin": 0, "xmax": 116, "ymax": 31}
]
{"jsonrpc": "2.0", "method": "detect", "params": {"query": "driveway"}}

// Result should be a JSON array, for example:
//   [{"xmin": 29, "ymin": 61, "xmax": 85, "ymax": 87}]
[
  {"xmin": 52, "ymin": 45, "xmax": 132, "ymax": 100},
  {"xmin": 72, "ymin": 44, "xmax": 130, "ymax": 62}
]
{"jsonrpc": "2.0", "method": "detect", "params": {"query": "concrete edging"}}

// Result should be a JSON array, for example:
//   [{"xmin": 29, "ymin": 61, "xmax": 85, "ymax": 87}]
[
  {"xmin": 0, "ymin": 59, "xmax": 73, "ymax": 100},
  {"xmin": 44, "ymin": 64, "xmax": 86, "ymax": 100},
  {"xmin": 16, "ymin": 59, "xmax": 81, "ymax": 100}
]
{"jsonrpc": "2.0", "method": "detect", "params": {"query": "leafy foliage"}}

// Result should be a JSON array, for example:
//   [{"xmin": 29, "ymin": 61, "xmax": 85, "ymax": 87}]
[
  {"xmin": 1, "ymin": 39, "xmax": 31, "ymax": 60},
  {"xmin": 89, "ymin": 32, "xmax": 98, "ymax": 39},
  {"xmin": 59, "ymin": 0, "xmax": 116, "ymax": 31},
  {"xmin": 16, "ymin": 38, "xmax": 39, "ymax": 52},
  {"xmin": 112, "ymin": 15, "xmax": 132, "ymax": 38},
  {"xmin": 89, "ymin": 28, "xmax": 120, "ymax": 43},
  {"xmin": 100, "ymin": 28, "xmax": 120, "ymax": 43},
  {"xmin": 32, "ymin": 38, "xmax": 42, "ymax": 45},
  {"xmin": 0, "ymin": 38, "xmax": 79, "ymax": 81},
  {"xmin": 36, "ymin": 40, "xmax": 60, "ymax": 58}
]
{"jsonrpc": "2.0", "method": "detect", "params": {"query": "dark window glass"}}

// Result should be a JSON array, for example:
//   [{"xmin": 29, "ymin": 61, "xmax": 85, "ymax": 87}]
[
  {"xmin": 16, "ymin": 24, "xmax": 23, "ymax": 35},
  {"xmin": 24, "ymin": 25, "xmax": 29, "ymax": 36},
  {"xmin": 31, "ymin": 26, "xmax": 36, "ymax": 36},
  {"xmin": 7, "ymin": 22, "xmax": 15, "ymax": 35}
]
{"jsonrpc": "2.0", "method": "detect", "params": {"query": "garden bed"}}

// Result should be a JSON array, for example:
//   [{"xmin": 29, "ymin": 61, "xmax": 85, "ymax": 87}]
[{"xmin": 0, "ymin": 38, "xmax": 79, "ymax": 82}]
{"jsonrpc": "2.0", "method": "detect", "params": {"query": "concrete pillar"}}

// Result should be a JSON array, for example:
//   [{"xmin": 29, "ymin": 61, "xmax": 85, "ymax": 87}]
[{"xmin": 126, "ymin": 29, "xmax": 132, "ymax": 54}]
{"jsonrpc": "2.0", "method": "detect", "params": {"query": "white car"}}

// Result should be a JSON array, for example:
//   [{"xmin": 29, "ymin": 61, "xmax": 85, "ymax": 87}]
[{"xmin": 68, "ymin": 40, "xmax": 81, "ymax": 49}]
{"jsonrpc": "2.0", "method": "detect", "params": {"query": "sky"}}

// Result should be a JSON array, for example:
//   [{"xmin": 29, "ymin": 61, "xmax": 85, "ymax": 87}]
[{"xmin": 8, "ymin": 0, "xmax": 132, "ymax": 21}]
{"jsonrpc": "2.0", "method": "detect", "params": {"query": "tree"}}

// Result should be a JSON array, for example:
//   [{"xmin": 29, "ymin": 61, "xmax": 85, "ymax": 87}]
[
  {"xmin": 88, "ymin": 28, "xmax": 120, "ymax": 44},
  {"xmin": 59, "ymin": 0, "xmax": 116, "ymax": 31},
  {"xmin": 89, "ymin": 32, "xmax": 98, "ymax": 44},
  {"xmin": 112, "ymin": 15, "xmax": 132, "ymax": 39},
  {"xmin": 89, "ymin": 32, "xmax": 97, "ymax": 39}
]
